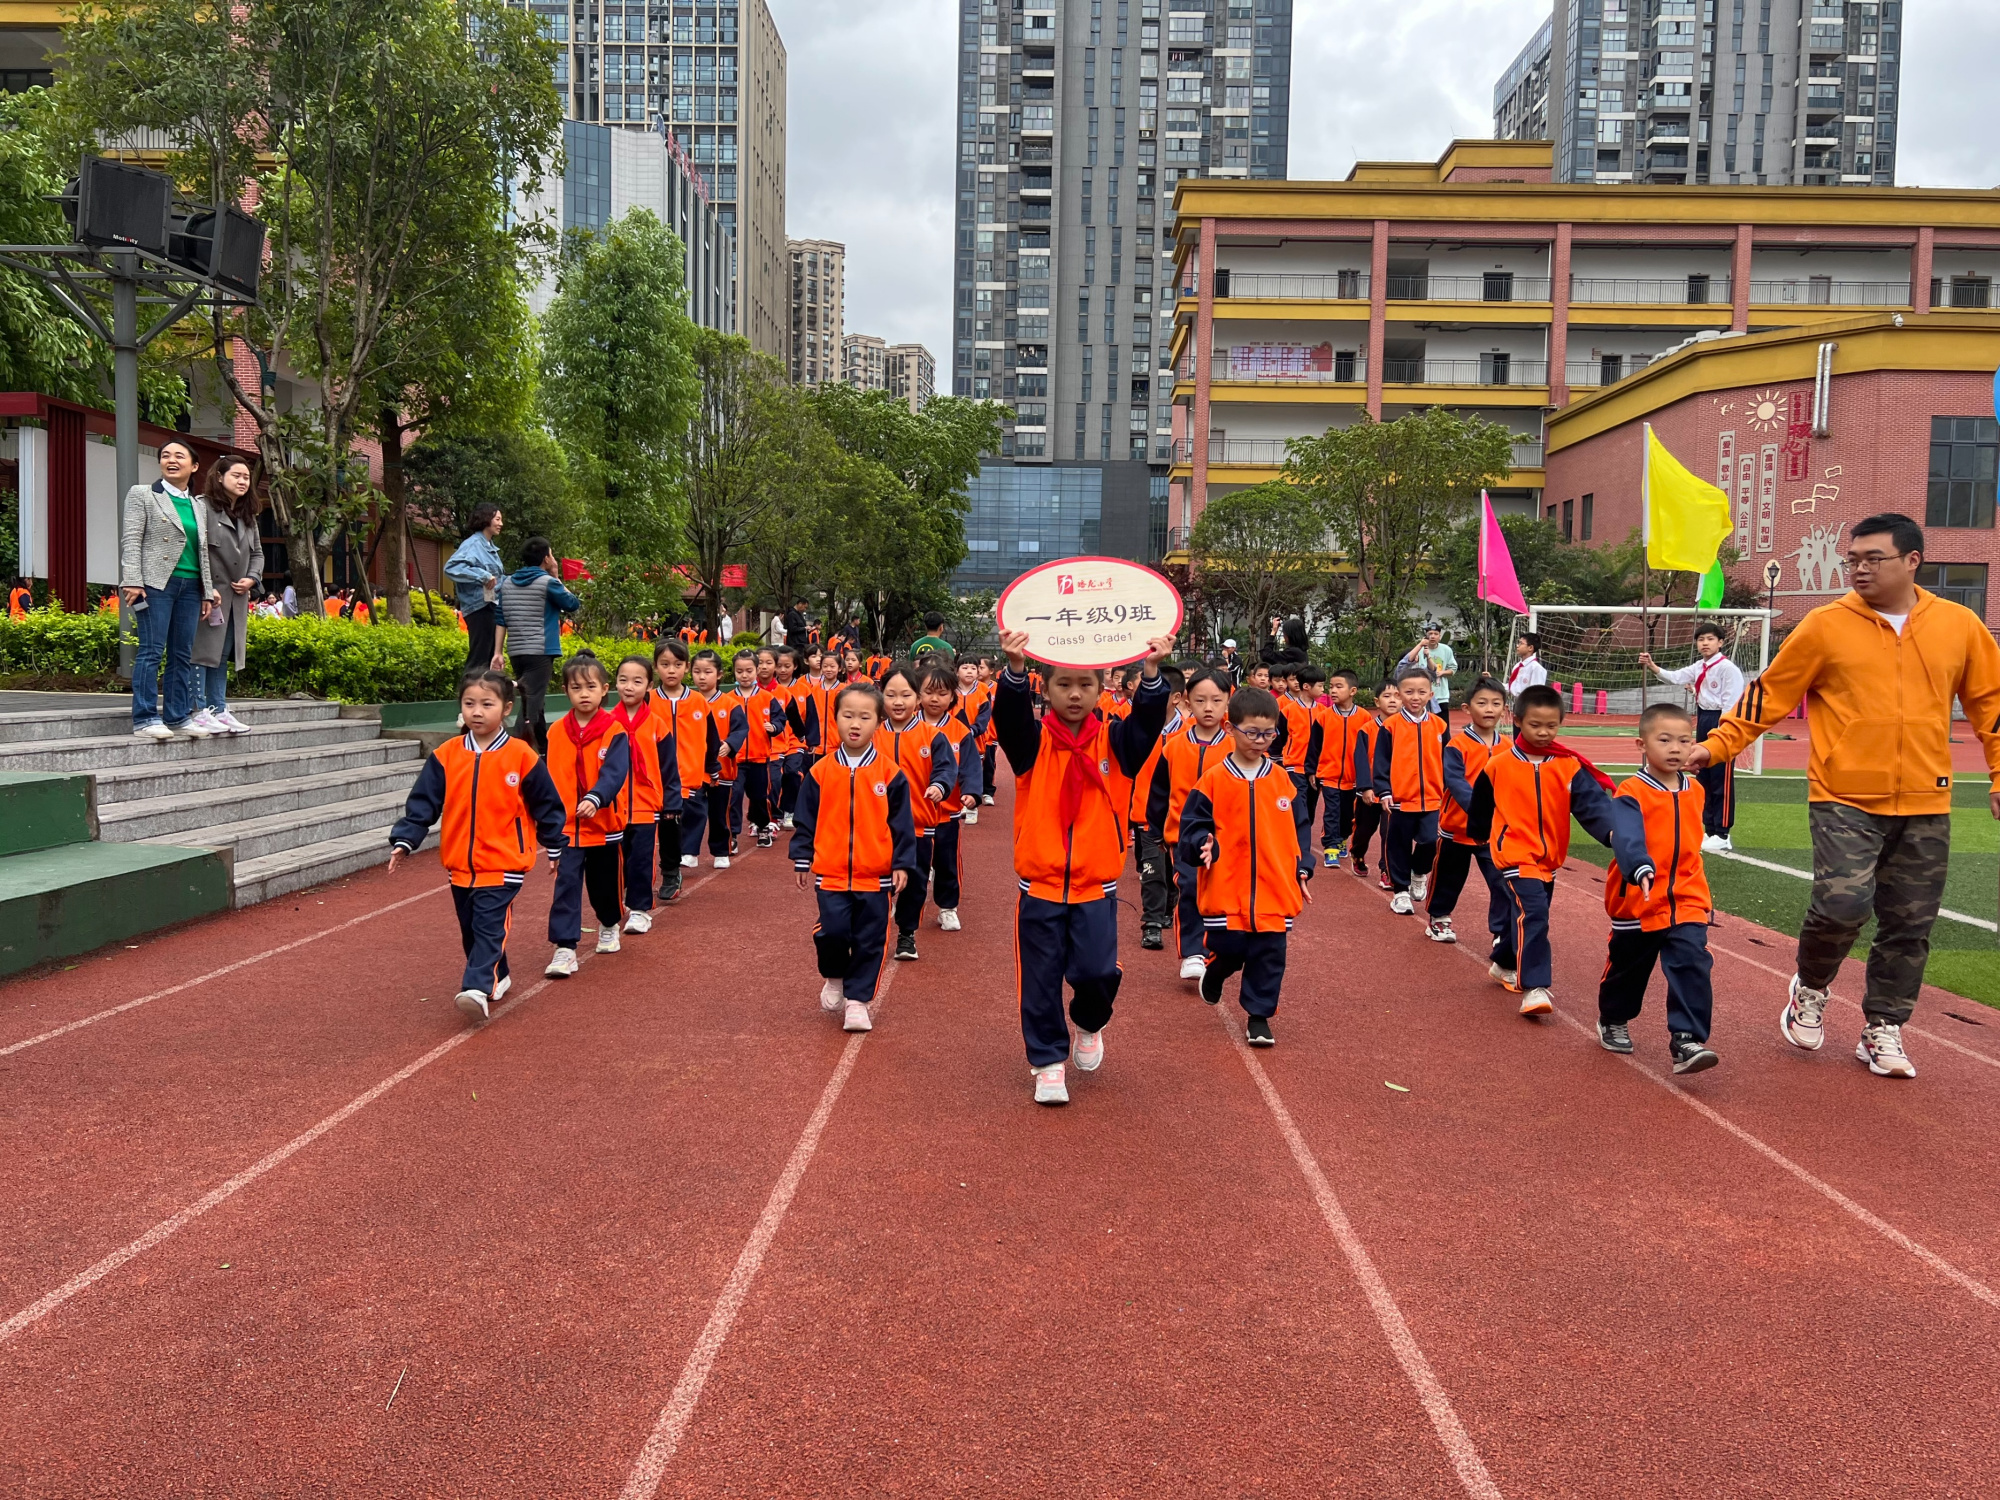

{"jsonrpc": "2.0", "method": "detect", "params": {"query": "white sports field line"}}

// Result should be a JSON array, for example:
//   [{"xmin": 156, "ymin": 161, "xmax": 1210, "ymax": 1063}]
[
  {"xmin": 618, "ymin": 962, "xmax": 897, "ymax": 1499},
  {"xmin": 1706, "ymin": 846, "xmax": 1997, "ymax": 933},
  {"xmin": 1217, "ymin": 1006, "xmax": 1505, "ymax": 1500}
]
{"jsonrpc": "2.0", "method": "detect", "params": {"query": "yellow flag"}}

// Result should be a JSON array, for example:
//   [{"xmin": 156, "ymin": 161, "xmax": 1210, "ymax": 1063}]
[{"xmin": 1643, "ymin": 424, "xmax": 1733, "ymax": 574}]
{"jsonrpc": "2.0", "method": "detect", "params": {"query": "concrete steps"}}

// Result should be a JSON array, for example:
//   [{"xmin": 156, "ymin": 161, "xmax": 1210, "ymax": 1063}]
[{"xmin": 0, "ymin": 696, "xmax": 430, "ymax": 917}]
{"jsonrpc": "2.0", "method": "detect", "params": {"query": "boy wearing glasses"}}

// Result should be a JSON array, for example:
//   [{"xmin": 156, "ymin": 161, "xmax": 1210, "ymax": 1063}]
[
  {"xmin": 1177, "ymin": 685, "xmax": 1313, "ymax": 1047},
  {"xmin": 1690, "ymin": 512, "xmax": 2000, "ymax": 1082}
]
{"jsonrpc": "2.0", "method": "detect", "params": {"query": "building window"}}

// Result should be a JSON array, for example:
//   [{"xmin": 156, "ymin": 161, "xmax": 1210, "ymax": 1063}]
[
  {"xmin": 1916, "ymin": 563, "xmax": 1988, "ymax": 618},
  {"xmin": 1950, "ymin": 276, "xmax": 1993, "ymax": 310},
  {"xmin": 1561, "ymin": 498, "xmax": 1574, "ymax": 541},
  {"xmin": 1928, "ymin": 417, "xmax": 1998, "ymax": 529},
  {"xmin": 1581, "ymin": 493, "xmax": 1594, "ymax": 541}
]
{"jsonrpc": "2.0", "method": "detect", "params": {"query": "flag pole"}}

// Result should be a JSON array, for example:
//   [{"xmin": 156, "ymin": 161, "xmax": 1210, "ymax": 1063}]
[
  {"xmin": 1639, "ymin": 425, "xmax": 1651, "ymax": 714},
  {"xmin": 1478, "ymin": 490, "xmax": 1491, "ymax": 673}
]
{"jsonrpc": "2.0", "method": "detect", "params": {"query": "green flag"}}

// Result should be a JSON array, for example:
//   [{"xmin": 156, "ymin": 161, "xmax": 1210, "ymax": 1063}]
[{"xmin": 1697, "ymin": 561, "xmax": 1726, "ymax": 609}]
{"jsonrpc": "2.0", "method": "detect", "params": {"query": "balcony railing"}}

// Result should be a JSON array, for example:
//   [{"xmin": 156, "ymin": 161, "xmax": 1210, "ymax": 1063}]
[
  {"xmin": 1748, "ymin": 279, "xmax": 1909, "ymax": 306},
  {"xmin": 1214, "ymin": 353, "xmax": 1367, "ymax": 383},
  {"xmin": 1381, "ymin": 357, "xmax": 1549, "ymax": 387},
  {"xmin": 1566, "ymin": 356, "xmax": 1663, "ymax": 388},
  {"xmin": 1511, "ymin": 437, "xmax": 1545, "ymax": 466},
  {"xmin": 1570, "ymin": 275, "xmax": 1731, "ymax": 304},
  {"xmin": 1386, "ymin": 274, "xmax": 1554, "ymax": 302},
  {"xmin": 1174, "ymin": 437, "xmax": 1291, "ymax": 465},
  {"xmin": 1219, "ymin": 271, "xmax": 1369, "ymax": 301}
]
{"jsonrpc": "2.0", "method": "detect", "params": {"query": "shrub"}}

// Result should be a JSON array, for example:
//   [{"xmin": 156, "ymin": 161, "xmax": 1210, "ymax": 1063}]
[{"xmin": 0, "ymin": 607, "xmax": 121, "ymax": 677}]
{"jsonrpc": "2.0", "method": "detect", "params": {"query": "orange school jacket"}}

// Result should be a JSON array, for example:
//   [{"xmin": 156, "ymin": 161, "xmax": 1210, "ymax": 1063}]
[
  {"xmin": 1371, "ymin": 708, "xmax": 1448, "ymax": 812},
  {"xmin": 1440, "ymin": 726, "xmax": 1504, "ymax": 845},
  {"xmin": 1145, "ymin": 722, "xmax": 1231, "ymax": 846},
  {"xmin": 651, "ymin": 686, "xmax": 716, "ymax": 791},
  {"xmin": 1606, "ymin": 771, "xmax": 1713, "ymax": 931},
  {"xmin": 389, "ymin": 729, "xmax": 568, "ymax": 888},
  {"xmin": 545, "ymin": 711, "xmax": 631, "ymax": 846},
  {"xmin": 1468, "ymin": 745, "xmax": 1652, "ymax": 885},
  {"xmin": 1178, "ymin": 756, "xmax": 1312, "ymax": 933},
  {"xmin": 767, "ymin": 680, "xmax": 802, "ymax": 756},
  {"xmin": 1097, "ymin": 690, "xmax": 1133, "ymax": 720},
  {"xmin": 1128, "ymin": 710, "xmax": 1182, "ymax": 829},
  {"xmin": 1310, "ymin": 704, "xmax": 1368, "ymax": 790},
  {"xmin": 995, "ymin": 667, "xmax": 1170, "ymax": 901},
  {"xmin": 788, "ymin": 745, "xmax": 921, "ymax": 892},
  {"xmin": 875, "ymin": 716, "xmax": 958, "ymax": 833},
  {"xmin": 955, "ymin": 683, "xmax": 994, "ymax": 742},
  {"xmin": 928, "ymin": 711, "xmax": 984, "ymax": 811},
  {"xmin": 1699, "ymin": 587, "xmax": 2000, "ymax": 816},
  {"xmin": 1277, "ymin": 694, "xmax": 1314, "ymax": 773},
  {"xmin": 611, "ymin": 700, "xmax": 680, "ymax": 823},
  {"xmin": 733, "ymin": 683, "xmax": 787, "ymax": 762}
]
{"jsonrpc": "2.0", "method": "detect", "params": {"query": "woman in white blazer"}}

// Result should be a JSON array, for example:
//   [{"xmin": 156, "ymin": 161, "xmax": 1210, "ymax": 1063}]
[{"xmin": 118, "ymin": 438, "xmax": 219, "ymax": 740}]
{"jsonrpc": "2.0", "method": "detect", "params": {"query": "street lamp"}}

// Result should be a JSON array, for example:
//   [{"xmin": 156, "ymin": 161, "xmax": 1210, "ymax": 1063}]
[{"xmin": 0, "ymin": 155, "xmax": 264, "ymax": 659}]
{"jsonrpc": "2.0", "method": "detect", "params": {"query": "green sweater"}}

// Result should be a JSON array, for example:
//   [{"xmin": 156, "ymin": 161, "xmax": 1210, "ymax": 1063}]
[{"xmin": 168, "ymin": 487, "xmax": 200, "ymax": 579}]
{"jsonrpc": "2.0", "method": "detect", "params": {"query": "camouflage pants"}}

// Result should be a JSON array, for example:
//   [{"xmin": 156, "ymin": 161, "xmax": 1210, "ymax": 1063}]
[{"xmin": 1799, "ymin": 802, "xmax": 1952, "ymax": 1025}]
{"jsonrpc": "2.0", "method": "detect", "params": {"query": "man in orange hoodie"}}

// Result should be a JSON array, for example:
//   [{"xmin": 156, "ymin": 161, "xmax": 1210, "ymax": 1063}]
[{"xmin": 1691, "ymin": 512, "xmax": 2000, "ymax": 1080}]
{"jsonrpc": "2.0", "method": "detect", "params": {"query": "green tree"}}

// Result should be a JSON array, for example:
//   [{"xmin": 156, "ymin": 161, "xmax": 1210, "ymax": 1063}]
[
  {"xmin": 1185, "ymin": 480, "xmax": 1337, "ymax": 643},
  {"xmin": 742, "ymin": 384, "xmax": 842, "ymax": 617},
  {"xmin": 404, "ymin": 429, "xmax": 574, "ymax": 560},
  {"xmin": 539, "ymin": 210, "xmax": 700, "ymax": 581},
  {"xmin": 683, "ymin": 330, "xmax": 790, "ymax": 633},
  {"xmin": 1285, "ymin": 408, "xmax": 1514, "ymax": 662},
  {"xmin": 54, "ymin": 0, "xmax": 563, "ymax": 612}
]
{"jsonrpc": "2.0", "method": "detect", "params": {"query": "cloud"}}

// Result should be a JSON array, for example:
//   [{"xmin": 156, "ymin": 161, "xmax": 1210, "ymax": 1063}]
[{"xmin": 773, "ymin": 0, "xmax": 2000, "ymax": 373}]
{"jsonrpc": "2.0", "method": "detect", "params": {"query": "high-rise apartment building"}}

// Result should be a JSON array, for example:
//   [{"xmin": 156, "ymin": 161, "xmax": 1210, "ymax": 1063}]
[
  {"xmin": 1495, "ymin": 0, "xmax": 1901, "ymax": 188},
  {"xmin": 948, "ymin": 0, "xmax": 1292, "ymax": 587},
  {"xmin": 520, "ymin": 0, "xmax": 789, "ymax": 357},
  {"xmin": 885, "ymin": 343, "xmax": 936, "ymax": 412},
  {"xmin": 789, "ymin": 239, "xmax": 844, "ymax": 387},
  {"xmin": 843, "ymin": 333, "xmax": 888, "ymax": 390}
]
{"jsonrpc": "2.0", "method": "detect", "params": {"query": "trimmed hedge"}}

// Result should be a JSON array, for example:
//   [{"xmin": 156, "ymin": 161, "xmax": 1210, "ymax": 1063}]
[{"xmin": 0, "ymin": 608, "xmax": 757, "ymax": 704}]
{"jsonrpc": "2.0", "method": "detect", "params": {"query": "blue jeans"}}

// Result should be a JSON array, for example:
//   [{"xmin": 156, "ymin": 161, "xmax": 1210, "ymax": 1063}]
[
  {"xmin": 199, "ymin": 663, "xmax": 229, "ymax": 713},
  {"xmin": 132, "ymin": 576, "xmax": 204, "ymax": 728}
]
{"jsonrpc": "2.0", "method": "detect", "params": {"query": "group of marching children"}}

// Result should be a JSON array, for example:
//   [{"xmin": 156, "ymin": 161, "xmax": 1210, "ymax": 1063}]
[{"xmin": 389, "ymin": 633, "xmax": 1011, "ymax": 1031}]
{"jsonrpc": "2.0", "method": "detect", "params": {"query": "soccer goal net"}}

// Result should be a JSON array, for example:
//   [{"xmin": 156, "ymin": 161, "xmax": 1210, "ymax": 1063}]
[{"xmin": 1510, "ymin": 605, "xmax": 1775, "ymax": 771}]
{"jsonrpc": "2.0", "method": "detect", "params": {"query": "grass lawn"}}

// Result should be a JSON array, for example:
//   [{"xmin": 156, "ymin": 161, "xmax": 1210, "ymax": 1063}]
[{"xmin": 1565, "ymin": 776, "xmax": 1999, "ymax": 1008}]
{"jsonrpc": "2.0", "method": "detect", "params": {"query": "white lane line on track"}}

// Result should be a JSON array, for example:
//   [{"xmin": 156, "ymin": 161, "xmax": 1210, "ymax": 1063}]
[
  {"xmin": 618, "ymin": 963, "xmax": 896, "ymax": 1500},
  {"xmin": 1706, "ymin": 847, "xmax": 1996, "ymax": 932},
  {"xmin": 0, "ymin": 869, "xmax": 729, "ymax": 1347},
  {"xmin": 0, "ymin": 884, "xmax": 448, "ymax": 1059},
  {"xmin": 1217, "ymin": 1009, "xmax": 1504, "ymax": 1500},
  {"xmin": 1705, "ymin": 936, "xmax": 2000, "ymax": 1074},
  {"xmin": 1356, "ymin": 873, "xmax": 2000, "ymax": 1316}
]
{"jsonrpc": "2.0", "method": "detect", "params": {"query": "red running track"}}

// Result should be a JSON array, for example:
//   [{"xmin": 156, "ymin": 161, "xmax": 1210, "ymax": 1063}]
[{"xmin": 3, "ymin": 771, "xmax": 1999, "ymax": 1497}]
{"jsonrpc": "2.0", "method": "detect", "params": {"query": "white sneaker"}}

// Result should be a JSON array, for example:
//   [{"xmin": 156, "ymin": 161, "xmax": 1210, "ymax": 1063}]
[
  {"xmin": 453, "ymin": 989, "xmax": 490, "ymax": 1022},
  {"xmin": 963, "ymin": 808, "xmax": 979, "ymax": 825},
  {"xmin": 596, "ymin": 926, "xmax": 622, "ymax": 954},
  {"xmin": 214, "ymin": 710, "xmax": 252, "ymax": 734},
  {"xmin": 1073, "ymin": 1029, "xmax": 1105, "ymax": 1072},
  {"xmin": 1389, "ymin": 892, "xmax": 1415, "ymax": 915},
  {"xmin": 1425, "ymin": 917, "xmax": 1457, "ymax": 943},
  {"xmin": 1179, "ymin": 955, "xmax": 1207, "ymax": 980},
  {"xmin": 133, "ymin": 721, "xmax": 174, "ymax": 741},
  {"xmin": 1488, "ymin": 961, "xmax": 1519, "ymax": 990},
  {"xmin": 1702, "ymin": 833, "xmax": 1734, "ymax": 853},
  {"xmin": 712, "ymin": 855, "xmax": 731, "ymax": 869},
  {"xmin": 1410, "ymin": 873, "xmax": 1430, "ymax": 902},
  {"xmin": 179, "ymin": 715, "xmax": 217, "ymax": 738},
  {"xmin": 623, "ymin": 909, "xmax": 652, "ymax": 934},
  {"xmin": 681, "ymin": 854, "xmax": 699, "ymax": 869},
  {"xmin": 189, "ymin": 708, "xmax": 222, "ymax": 733},
  {"xmin": 981, "ymin": 794, "xmax": 995, "ymax": 806},
  {"xmin": 1520, "ymin": 987, "xmax": 1554, "ymax": 1016},
  {"xmin": 493, "ymin": 974, "xmax": 512, "ymax": 1002},
  {"xmin": 782, "ymin": 812, "xmax": 795, "ymax": 828},
  {"xmin": 1033, "ymin": 1063, "xmax": 1069, "ymax": 1105},
  {"xmin": 821, "ymin": 977, "xmax": 845, "ymax": 1012},
  {"xmin": 842, "ymin": 1000, "xmax": 873, "ymax": 1032},
  {"xmin": 937, "ymin": 908, "xmax": 961, "ymax": 932},
  {"xmin": 545, "ymin": 947, "xmax": 578, "ymax": 978},
  {"xmin": 1782, "ymin": 974, "xmax": 1829, "ymax": 1050},
  {"xmin": 1857, "ymin": 1021, "xmax": 1916, "ymax": 1078}
]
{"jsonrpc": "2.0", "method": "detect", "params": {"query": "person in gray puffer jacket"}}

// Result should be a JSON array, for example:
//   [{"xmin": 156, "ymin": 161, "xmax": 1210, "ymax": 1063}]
[{"xmin": 495, "ymin": 536, "xmax": 581, "ymax": 752}]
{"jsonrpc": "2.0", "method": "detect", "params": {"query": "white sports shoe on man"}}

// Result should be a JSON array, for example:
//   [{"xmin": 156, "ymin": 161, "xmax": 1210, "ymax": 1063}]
[
  {"xmin": 937, "ymin": 908, "xmax": 961, "ymax": 932},
  {"xmin": 623, "ymin": 909, "xmax": 652, "ymax": 934},
  {"xmin": 1857, "ymin": 1021, "xmax": 1916, "ymax": 1078},
  {"xmin": 1072, "ymin": 1029, "xmax": 1105, "ymax": 1072},
  {"xmin": 681, "ymin": 853, "xmax": 699, "ymax": 869},
  {"xmin": 712, "ymin": 856, "xmax": 730, "ymax": 869},
  {"xmin": 1781, "ymin": 974, "xmax": 1829, "ymax": 1050},
  {"xmin": 453, "ymin": 989, "xmax": 490, "ymax": 1022},
  {"xmin": 492, "ymin": 974, "xmax": 512, "ymax": 1002},
  {"xmin": 1488, "ymin": 961, "xmax": 1519, "ymax": 990},
  {"xmin": 1389, "ymin": 892, "xmax": 1415, "ymax": 915},
  {"xmin": 1519, "ymin": 987, "xmax": 1554, "ymax": 1016},
  {"xmin": 821, "ymin": 977, "xmax": 846, "ymax": 1012},
  {"xmin": 545, "ymin": 947, "xmax": 579, "ymax": 978},
  {"xmin": 1179, "ymin": 955, "xmax": 1207, "ymax": 981},
  {"xmin": 1702, "ymin": 833, "xmax": 1734, "ymax": 854},
  {"xmin": 842, "ymin": 1000, "xmax": 873, "ymax": 1032},
  {"xmin": 1033, "ymin": 1063, "xmax": 1069, "ymax": 1105},
  {"xmin": 595, "ymin": 926, "xmax": 622, "ymax": 954},
  {"xmin": 1410, "ymin": 873, "xmax": 1429, "ymax": 902}
]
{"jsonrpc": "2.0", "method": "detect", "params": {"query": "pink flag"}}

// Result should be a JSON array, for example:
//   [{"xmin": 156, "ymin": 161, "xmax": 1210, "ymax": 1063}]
[{"xmin": 1476, "ymin": 490, "xmax": 1529, "ymax": 615}]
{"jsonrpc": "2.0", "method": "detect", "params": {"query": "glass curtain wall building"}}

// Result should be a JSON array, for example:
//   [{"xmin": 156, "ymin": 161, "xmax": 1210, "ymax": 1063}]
[
  {"xmin": 1497, "ymin": 0, "xmax": 1901, "ymax": 187},
  {"xmin": 949, "ymin": 0, "xmax": 1290, "ymax": 587}
]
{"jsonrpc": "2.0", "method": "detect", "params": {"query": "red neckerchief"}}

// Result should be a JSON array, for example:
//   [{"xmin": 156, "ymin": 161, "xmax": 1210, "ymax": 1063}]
[
  {"xmin": 563, "ymin": 708, "xmax": 616, "ymax": 750},
  {"xmin": 1043, "ymin": 711, "xmax": 1108, "ymax": 825},
  {"xmin": 611, "ymin": 701, "xmax": 650, "ymax": 738}
]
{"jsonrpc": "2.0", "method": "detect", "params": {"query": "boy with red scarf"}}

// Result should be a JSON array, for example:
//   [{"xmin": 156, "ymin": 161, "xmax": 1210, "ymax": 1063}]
[
  {"xmin": 542, "ymin": 653, "xmax": 632, "ymax": 978},
  {"xmin": 994, "ymin": 627, "xmax": 1176, "ymax": 1106}
]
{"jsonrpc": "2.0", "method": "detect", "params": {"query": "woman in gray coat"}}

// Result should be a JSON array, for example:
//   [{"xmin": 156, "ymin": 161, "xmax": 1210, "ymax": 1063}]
[
  {"xmin": 119, "ymin": 438, "xmax": 218, "ymax": 740},
  {"xmin": 191, "ymin": 455, "xmax": 264, "ymax": 735}
]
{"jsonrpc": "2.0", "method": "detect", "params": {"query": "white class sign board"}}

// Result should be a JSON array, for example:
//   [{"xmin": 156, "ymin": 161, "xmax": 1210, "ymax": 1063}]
[{"xmin": 995, "ymin": 557, "xmax": 1183, "ymax": 670}]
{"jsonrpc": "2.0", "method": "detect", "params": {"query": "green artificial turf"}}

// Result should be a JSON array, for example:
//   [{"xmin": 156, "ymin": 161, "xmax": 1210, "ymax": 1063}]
[{"xmin": 1564, "ymin": 776, "xmax": 2000, "ymax": 1008}]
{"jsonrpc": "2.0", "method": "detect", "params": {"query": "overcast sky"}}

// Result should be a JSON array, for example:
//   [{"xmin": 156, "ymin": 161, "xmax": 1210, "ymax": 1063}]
[{"xmin": 773, "ymin": 0, "xmax": 2000, "ymax": 373}]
